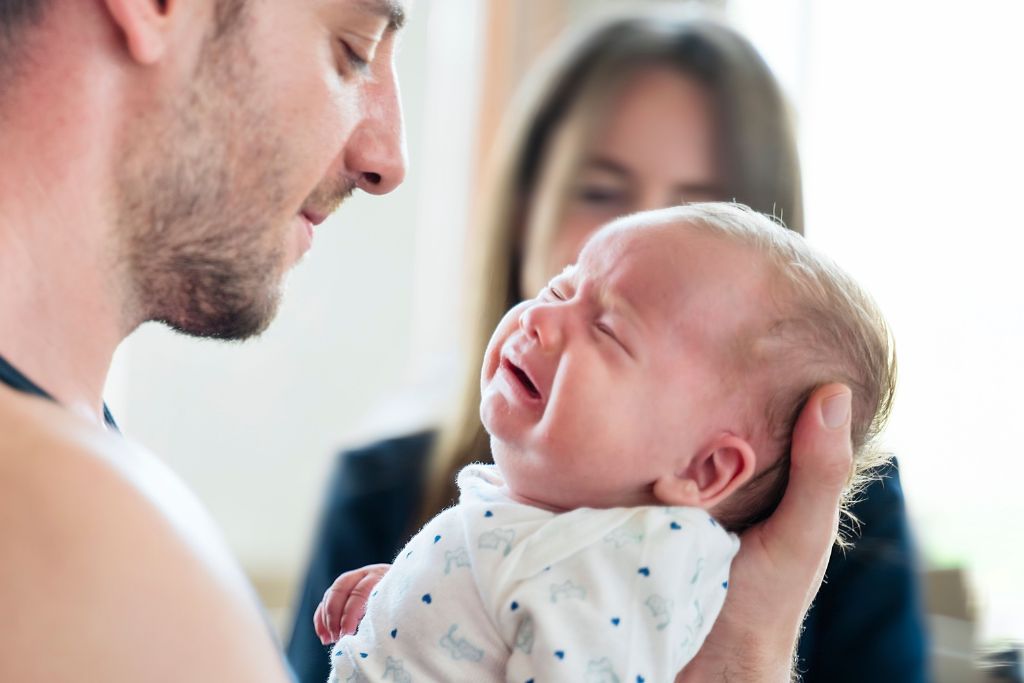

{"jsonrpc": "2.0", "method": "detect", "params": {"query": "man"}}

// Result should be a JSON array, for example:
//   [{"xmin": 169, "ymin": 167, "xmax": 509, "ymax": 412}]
[{"xmin": 0, "ymin": 1, "xmax": 854, "ymax": 681}]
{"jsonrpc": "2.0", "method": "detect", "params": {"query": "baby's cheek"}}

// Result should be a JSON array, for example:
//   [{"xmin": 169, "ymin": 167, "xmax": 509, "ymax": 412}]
[
  {"xmin": 481, "ymin": 303, "xmax": 536, "ymax": 386},
  {"xmin": 480, "ymin": 329, "xmax": 509, "ymax": 386}
]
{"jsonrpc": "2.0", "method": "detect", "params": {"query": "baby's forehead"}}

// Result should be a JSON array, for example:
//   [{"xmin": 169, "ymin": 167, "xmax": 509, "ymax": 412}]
[
  {"xmin": 579, "ymin": 218, "xmax": 757, "ymax": 286},
  {"xmin": 584, "ymin": 216, "xmax": 733, "ymax": 254},
  {"xmin": 581, "ymin": 218, "xmax": 776, "ymax": 331}
]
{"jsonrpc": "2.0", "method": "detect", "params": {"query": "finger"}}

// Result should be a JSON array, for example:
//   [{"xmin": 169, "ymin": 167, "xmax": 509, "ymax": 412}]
[
  {"xmin": 324, "ymin": 586, "xmax": 353, "ymax": 643},
  {"xmin": 338, "ymin": 568, "xmax": 387, "ymax": 636},
  {"xmin": 320, "ymin": 596, "xmax": 333, "ymax": 642},
  {"xmin": 313, "ymin": 602, "xmax": 329, "ymax": 645},
  {"xmin": 320, "ymin": 595, "xmax": 339, "ymax": 644},
  {"xmin": 321, "ymin": 570, "xmax": 369, "ymax": 642},
  {"xmin": 311, "ymin": 606, "xmax": 323, "ymax": 643},
  {"xmin": 321, "ymin": 586, "xmax": 340, "ymax": 642},
  {"xmin": 764, "ymin": 383, "xmax": 853, "ymax": 564}
]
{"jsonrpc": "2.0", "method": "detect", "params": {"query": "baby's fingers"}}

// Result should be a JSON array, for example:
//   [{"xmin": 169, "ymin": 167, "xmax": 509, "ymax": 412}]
[
  {"xmin": 318, "ymin": 570, "xmax": 368, "ymax": 643},
  {"xmin": 313, "ymin": 601, "xmax": 332, "ymax": 645},
  {"xmin": 338, "ymin": 564, "xmax": 390, "ymax": 637}
]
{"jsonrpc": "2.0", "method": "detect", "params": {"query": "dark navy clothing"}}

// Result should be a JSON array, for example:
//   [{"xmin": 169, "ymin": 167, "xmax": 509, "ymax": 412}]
[
  {"xmin": 287, "ymin": 431, "xmax": 930, "ymax": 683},
  {"xmin": 797, "ymin": 460, "xmax": 931, "ymax": 683},
  {"xmin": 0, "ymin": 353, "xmax": 119, "ymax": 430}
]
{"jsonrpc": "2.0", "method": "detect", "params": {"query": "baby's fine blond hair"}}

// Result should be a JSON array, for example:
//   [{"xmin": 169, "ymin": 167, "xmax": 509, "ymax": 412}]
[{"xmin": 621, "ymin": 203, "xmax": 897, "ymax": 539}]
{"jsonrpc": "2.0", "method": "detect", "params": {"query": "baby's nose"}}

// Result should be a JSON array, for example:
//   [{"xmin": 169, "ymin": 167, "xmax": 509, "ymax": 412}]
[{"xmin": 520, "ymin": 302, "xmax": 564, "ymax": 350}]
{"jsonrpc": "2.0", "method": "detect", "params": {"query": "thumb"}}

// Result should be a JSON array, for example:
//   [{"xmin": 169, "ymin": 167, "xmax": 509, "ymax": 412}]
[{"xmin": 764, "ymin": 383, "xmax": 853, "ymax": 560}]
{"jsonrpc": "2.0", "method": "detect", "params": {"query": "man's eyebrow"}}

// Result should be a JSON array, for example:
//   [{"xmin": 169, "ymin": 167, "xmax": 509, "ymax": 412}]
[{"xmin": 358, "ymin": 0, "xmax": 405, "ymax": 31}]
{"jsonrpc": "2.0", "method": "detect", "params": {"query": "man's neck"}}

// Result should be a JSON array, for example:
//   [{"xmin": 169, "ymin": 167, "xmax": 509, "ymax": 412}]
[
  {"xmin": 0, "ymin": 220, "xmax": 126, "ymax": 427},
  {"xmin": 0, "ymin": 47, "xmax": 130, "ymax": 427}
]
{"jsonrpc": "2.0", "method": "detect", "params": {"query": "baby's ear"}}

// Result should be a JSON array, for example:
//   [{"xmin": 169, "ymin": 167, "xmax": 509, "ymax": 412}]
[{"xmin": 653, "ymin": 434, "xmax": 756, "ymax": 508}]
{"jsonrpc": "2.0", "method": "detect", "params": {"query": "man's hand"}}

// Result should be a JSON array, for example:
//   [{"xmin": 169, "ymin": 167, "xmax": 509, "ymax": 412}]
[
  {"xmin": 313, "ymin": 564, "xmax": 390, "ymax": 645},
  {"xmin": 680, "ymin": 384, "xmax": 854, "ymax": 682}
]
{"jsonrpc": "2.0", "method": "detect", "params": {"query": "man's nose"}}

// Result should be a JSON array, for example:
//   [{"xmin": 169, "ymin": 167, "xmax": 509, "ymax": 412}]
[
  {"xmin": 519, "ymin": 301, "xmax": 566, "ymax": 350},
  {"xmin": 346, "ymin": 70, "xmax": 407, "ymax": 195}
]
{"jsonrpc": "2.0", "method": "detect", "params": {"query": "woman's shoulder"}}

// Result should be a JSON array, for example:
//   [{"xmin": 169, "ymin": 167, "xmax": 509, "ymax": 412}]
[
  {"xmin": 329, "ymin": 429, "xmax": 437, "ymax": 501},
  {"xmin": 847, "ymin": 458, "xmax": 909, "ymax": 532},
  {"xmin": 339, "ymin": 429, "xmax": 437, "ymax": 468}
]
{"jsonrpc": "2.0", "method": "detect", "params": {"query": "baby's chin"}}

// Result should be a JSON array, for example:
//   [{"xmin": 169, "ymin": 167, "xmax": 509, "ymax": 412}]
[
  {"xmin": 503, "ymin": 486, "xmax": 569, "ymax": 513},
  {"xmin": 497, "ymin": 463, "xmax": 636, "ymax": 513},
  {"xmin": 489, "ymin": 445, "xmax": 567, "ymax": 512}
]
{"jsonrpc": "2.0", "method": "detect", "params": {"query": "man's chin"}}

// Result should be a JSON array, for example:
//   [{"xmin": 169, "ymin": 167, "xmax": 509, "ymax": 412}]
[{"xmin": 155, "ymin": 290, "xmax": 282, "ymax": 342}]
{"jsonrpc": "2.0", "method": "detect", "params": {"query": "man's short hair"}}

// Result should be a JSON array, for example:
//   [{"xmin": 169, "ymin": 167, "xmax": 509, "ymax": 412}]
[
  {"xmin": 0, "ymin": 0, "xmax": 48, "ymax": 47},
  {"xmin": 0, "ymin": 0, "xmax": 46, "ymax": 28},
  {"xmin": 0, "ymin": 0, "xmax": 49, "ymax": 88}
]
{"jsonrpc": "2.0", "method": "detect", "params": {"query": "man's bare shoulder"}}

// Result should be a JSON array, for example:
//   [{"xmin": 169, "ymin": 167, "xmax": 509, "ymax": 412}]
[{"xmin": 0, "ymin": 386, "xmax": 292, "ymax": 682}]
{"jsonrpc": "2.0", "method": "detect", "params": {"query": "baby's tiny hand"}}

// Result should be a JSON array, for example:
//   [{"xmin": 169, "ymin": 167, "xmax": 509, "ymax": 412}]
[{"xmin": 313, "ymin": 563, "xmax": 391, "ymax": 645}]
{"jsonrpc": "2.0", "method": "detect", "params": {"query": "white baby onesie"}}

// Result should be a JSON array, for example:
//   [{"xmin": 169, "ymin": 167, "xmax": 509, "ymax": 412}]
[{"xmin": 330, "ymin": 463, "xmax": 739, "ymax": 683}]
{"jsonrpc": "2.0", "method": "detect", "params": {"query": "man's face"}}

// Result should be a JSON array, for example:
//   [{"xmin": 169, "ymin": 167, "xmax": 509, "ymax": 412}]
[
  {"xmin": 116, "ymin": 0, "xmax": 407, "ymax": 339},
  {"xmin": 480, "ymin": 220, "xmax": 767, "ymax": 511}
]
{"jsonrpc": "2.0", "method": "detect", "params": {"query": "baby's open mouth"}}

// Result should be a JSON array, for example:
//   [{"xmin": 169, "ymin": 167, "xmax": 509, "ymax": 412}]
[{"xmin": 504, "ymin": 359, "xmax": 541, "ymax": 399}]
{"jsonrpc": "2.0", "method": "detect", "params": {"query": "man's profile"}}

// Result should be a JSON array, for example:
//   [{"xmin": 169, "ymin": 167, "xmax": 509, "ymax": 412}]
[{"xmin": 0, "ymin": 1, "xmax": 405, "ymax": 679}]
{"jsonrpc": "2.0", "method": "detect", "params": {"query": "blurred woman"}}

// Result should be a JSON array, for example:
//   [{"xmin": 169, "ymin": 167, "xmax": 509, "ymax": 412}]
[{"xmin": 288, "ymin": 13, "xmax": 928, "ymax": 683}]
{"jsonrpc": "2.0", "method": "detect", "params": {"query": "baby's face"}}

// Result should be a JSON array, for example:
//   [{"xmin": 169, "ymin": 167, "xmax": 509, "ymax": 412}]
[{"xmin": 480, "ymin": 218, "xmax": 770, "ymax": 511}]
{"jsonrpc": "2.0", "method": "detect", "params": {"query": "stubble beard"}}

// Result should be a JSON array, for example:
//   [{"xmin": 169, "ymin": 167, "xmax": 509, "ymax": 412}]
[{"xmin": 114, "ymin": 8, "xmax": 290, "ymax": 341}]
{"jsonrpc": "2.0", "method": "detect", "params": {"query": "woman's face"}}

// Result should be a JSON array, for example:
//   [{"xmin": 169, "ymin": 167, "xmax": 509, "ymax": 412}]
[{"xmin": 521, "ymin": 66, "xmax": 724, "ymax": 297}]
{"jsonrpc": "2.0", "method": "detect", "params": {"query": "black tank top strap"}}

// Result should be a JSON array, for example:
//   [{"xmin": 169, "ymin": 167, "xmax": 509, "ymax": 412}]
[{"xmin": 0, "ymin": 353, "xmax": 119, "ymax": 431}]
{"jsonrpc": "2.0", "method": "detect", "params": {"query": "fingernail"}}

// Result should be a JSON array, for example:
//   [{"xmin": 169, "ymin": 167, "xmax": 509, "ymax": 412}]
[{"xmin": 822, "ymin": 390, "xmax": 851, "ymax": 429}]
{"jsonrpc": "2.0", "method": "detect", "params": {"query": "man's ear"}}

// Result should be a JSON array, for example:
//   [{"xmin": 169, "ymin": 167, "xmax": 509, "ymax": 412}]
[
  {"xmin": 653, "ymin": 433, "xmax": 756, "ymax": 508},
  {"xmin": 104, "ymin": 0, "xmax": 175, "ymax": 64}
]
